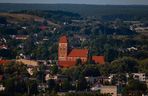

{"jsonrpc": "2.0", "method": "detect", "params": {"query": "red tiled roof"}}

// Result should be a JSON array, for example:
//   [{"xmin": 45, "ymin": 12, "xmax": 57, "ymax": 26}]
[
  {"xmin": 0, "ymin": 45, "xmax": 8, "ymax": 49},
  {"xmin": 59, "ymin": 36, "xmax": 67, "ymax": 43},
  {"xmin": 58, "ymin": 61, "xmax": 76, "ymax": 68},
  {"xmin": 92, "ymin": 56, "xmax": 105, "ymax": 64},
  {"xmin": 68, "ymin": 49, "xmax": 88, "ymax": 57},
  {"xmin": 15, "ymin": 35, "xmax": 28, "ymax": 40},
  {"xmin": 0, "ymin": 60, "xmax": 12, "ymax": 64},
  {"xmin": 0, "ymin": 75, "xmax": 3, "ymax": 81},
  {"xmin": 39, "ymin": 26, "xmax": 48, "ymax": 30}
]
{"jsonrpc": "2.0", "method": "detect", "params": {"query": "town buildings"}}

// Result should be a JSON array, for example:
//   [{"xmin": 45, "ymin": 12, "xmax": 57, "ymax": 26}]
[
  {"xmin": 58, "ymin": 36, "xmax": 105, "ymax": 68},
  {"xmin": 132, "ymin": 73, "xmax": 146, "ymax": 82},
  {"xmin": 100, "ymin": 86, "xmax": 117, "ymax": 96}
]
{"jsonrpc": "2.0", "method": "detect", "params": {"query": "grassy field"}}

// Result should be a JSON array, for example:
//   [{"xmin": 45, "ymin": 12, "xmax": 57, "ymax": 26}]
[{"xmin": 0, "ymin": 12, "xmax": 60, "ymax": 27}]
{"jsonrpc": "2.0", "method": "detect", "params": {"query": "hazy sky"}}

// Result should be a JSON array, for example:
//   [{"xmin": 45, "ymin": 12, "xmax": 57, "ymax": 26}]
[{"xmin": 0, "ymin": 0, "xmax": 148, "ymax": 5}]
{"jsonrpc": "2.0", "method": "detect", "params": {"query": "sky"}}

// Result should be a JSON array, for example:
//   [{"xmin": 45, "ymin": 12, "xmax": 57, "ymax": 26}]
[{"xmin": 0, "ymin": 0, "xmax": 148, "ymax": 5}]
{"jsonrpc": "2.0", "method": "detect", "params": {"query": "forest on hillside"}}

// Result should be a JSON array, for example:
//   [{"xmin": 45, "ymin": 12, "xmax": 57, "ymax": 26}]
[{"xmin": 1, "ymin": 4, "xmax": 148, "ymax": 21}]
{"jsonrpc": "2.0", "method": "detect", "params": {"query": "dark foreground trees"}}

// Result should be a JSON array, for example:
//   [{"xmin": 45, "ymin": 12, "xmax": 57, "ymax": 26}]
[
  {"xmin": 0, "ymin": 62, "xmax": 38, "ymax": 96},
  {"xmin": 123, "ymin": 79, "xmax": 147, "ymax": 96}
]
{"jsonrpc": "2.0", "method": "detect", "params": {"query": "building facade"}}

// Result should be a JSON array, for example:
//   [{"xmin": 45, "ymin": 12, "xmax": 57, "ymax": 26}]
[
  {"xmin": 100, "ymin": 86, "xmax": 117, "ymax": 96},
  {"xmin": 58, "ymin": 36, "xmax": 105, "ymax": 68}
]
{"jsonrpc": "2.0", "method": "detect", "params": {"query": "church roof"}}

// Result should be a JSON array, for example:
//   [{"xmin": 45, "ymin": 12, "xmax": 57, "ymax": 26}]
[
  {"xmin": 68, "ymin": 49, "xmax": 88, "ymax": 57},
  {"xmin": 59, "ymin": 36, "xmax": 67, "ymax": 43},
  {"xmin": 58, "ymin": 61, "xmax": 76, "ymax": 68},
  {"xmin": 92, "ymin": 56, "xmax": 105, "ymax": 64}
]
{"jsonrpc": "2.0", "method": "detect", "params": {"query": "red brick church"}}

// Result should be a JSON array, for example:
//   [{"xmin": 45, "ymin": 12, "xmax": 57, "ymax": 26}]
[{"xmin": 58, "ymin": 36, "xmax": 105, "ymax": 68}]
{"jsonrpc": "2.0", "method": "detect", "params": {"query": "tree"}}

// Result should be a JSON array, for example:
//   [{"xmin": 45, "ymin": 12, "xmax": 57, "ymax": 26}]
[
  {"xmin": 132, "ymin": 50, "xmax": 148, "ymax": 60},
  {"xmin": 0, "ymin": 17, "xmax": 7, "ymax": 24},
  {"xmin": 110, "ymin": 57, "xmax": 139, "ymax": 73},
  {"xmin": 123, "ymin": 79, "xmax": 147, "ymax": 96},
  {"xmin": 61, "ymin": 66, "xmax": 81, "ymax": 80},
  {"xmin": 0, "ymin": 65, "xmax": 4, "ymax": 74},
  {"xmin": 0, "ymin": 49, "xmax": 15, "ymax": 59},
  {"xmin": 26, "ymin": 80, "xmax": 38, "ymax": 95},
  {"xmin": 50, "ymin": 64, "xmax": 58, "ymax": 74},
  {"xmin": 82, "ymin": 65, "xmax": 100, "ymax": 77},
  {"xmin": 3, "ymin": 62, "xmax": 28, "ymax": 76},
  {"xmin": 111, "ymin": 73, "xmax": 127, "ymax": 85},
  {"xmin": 77, "ymin": 76, "xmax": 88, "ymax": 91},
  {"xmin": 48, "ymin": 79, "xmax": 57, "ymax": 91},
  {"xmin": 37, "ymin": 64, "xmax": 46, "ymax": 83},
  {"xmin": 105, "ymin": 48, "xmax": 119, "ymax": 62},
  {"xmin": 2, "ymin": 62, "xmax": 30, "ymax": 95},
  {"xmin": 4, "ymin": 77, "xmax": 16, "ymax": 96},
  {"xmin": 139, "ymin": 59, "xmax": 148, "ymax": 74},
  {"xmin": 61, "ymin": 79, "xmax": 71, "ymax": 91},
  {"xmin": 99, "ymin": 63, "xmax": 110, "ymax": 76}
]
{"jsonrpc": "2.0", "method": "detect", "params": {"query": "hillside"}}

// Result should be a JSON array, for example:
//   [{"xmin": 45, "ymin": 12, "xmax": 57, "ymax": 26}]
[
  {"xmin": 1, "ymin": 3, "xmax": 148, "ymax": 20},
  {"xmin": 0, "ymin": 13, "xmax": 60, "ymax": 27}
]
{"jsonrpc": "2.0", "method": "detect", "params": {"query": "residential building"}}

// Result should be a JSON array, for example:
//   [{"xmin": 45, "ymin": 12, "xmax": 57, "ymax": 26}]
[
  {"xmin": 0, "ymin": 84, "xmax": 5, "ymax": 91},
  {"xmin": 132, "ymin": 73, "xmax": 146, "ymax": 82},
  {"xmin": 85, "ymin": 76, "xmax": 109, "ymax": 84},
  {"xmin": 100, "ymin": 86, "xmax": 117, "ymax": 96},
  {"xmin": 16, "ymin": 59, "xmax": 39, "ymax": 67}
]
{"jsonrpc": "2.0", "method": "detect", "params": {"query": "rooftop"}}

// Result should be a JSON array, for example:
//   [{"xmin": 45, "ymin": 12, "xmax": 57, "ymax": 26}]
[
  {"xmin": 68, "ymin": 49, "xmax": 88, "ymax": 57},
  {"xmin": 59, "ymin": 36, "xmax": 67, "ymax": 43},
  {"xmin": 58, "ymin": 61, "xmax": 76, "ymax": 68},
  {"xmin": 92, "ymin": 56, "xmax": 105, "ymax": 64}
]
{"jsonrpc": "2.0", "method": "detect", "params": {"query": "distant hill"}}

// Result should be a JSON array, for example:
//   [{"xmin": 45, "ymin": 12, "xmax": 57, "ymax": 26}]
[
  {"xmin": 0, "ymin": 13, "xmax": 60, "ymax": 27},
  {"xmin": 0, "ymin": 3, "xmax": 148, "ymax": 20},
  {"xmin": 11, "ymin": 10, "xmax": 81, "ymax": 22}
]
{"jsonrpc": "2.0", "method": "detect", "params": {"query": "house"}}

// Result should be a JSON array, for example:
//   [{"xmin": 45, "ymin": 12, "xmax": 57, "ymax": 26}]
[
  {"xmin": 127, "ymin": 47, "xmax": 138, "ymax": 52},
  {"xmin": 90, "ymin": 84, "xmax": 101, "ymax": 91},
  {"xmin": 135, "ymin": 27, "xmax": 148, "ymax": 33},
  {"xmin": 0, "ymin": 75, "xmax": 3, "ymax": 81},
  {"xmin": 73, "ymin": 34, "xmax": 87, "ymax": 42},
  {"xmin": 0, "ymin": 84, "xmax": 5, "ymax": 91},
  {"xmin": 145, "ymin": 78, "xmax": 148, "ymax": 89},
  {"xmin": 132, "ymin": 73, "xmax": 146, "ymax": 82},
  {"xmin": 22, "ymin": 26, "xmax": 27, "ymax": 29},
  {"xmin": 38, "ymin": 83, "xmax": 48, "ymax": 92},
  {"xmin": 27, "ymin": 68, "xmax": 34, "ymax": 76},
  {"xmin": 58, "ymin": 36, "xmax": 105, "ymax": 68},
  {"xmin": 16, "ymin": 59, "xmax": 39, "ymax": 67},
  {"xmin": 85, "ymin": 76, "xmax": 109, "ymax": 85},
  {"xmin": 14, "ymin": 35, "xmax": 28, "ymax": 40},
  {"xmin": 39, "ymin": 26, "xmax": 49, "ymax": 31},
  {"xmin": 0, "ymin": 45, "xmax": 8, "ymax": 50},
  {"xmin": 45, "ymin": 74, "xmax": 68, "ymax": 82},
  {"xmin": 92, "ymin": 56, "xmax": 105, "ymax": 64},
  {"xmin": 100, "ymin": 86, "xmax": 117, "ymax": 96},
  {"xmin": 45, "ymin": 73, "xmax": 57, "ymax": 81},
  {"xmin": 56, "ymin": 74, "xmax": 69, "ymax": 82},
  {"xmin": 85, "ymin": 76, "xmax": 100, "ymax": 84}
]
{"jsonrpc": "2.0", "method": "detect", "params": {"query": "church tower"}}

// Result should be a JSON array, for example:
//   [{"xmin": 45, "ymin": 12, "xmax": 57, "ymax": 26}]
[{"xmin": 58, "ymin": 36, "xmax": 68, "ymax": 61}]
